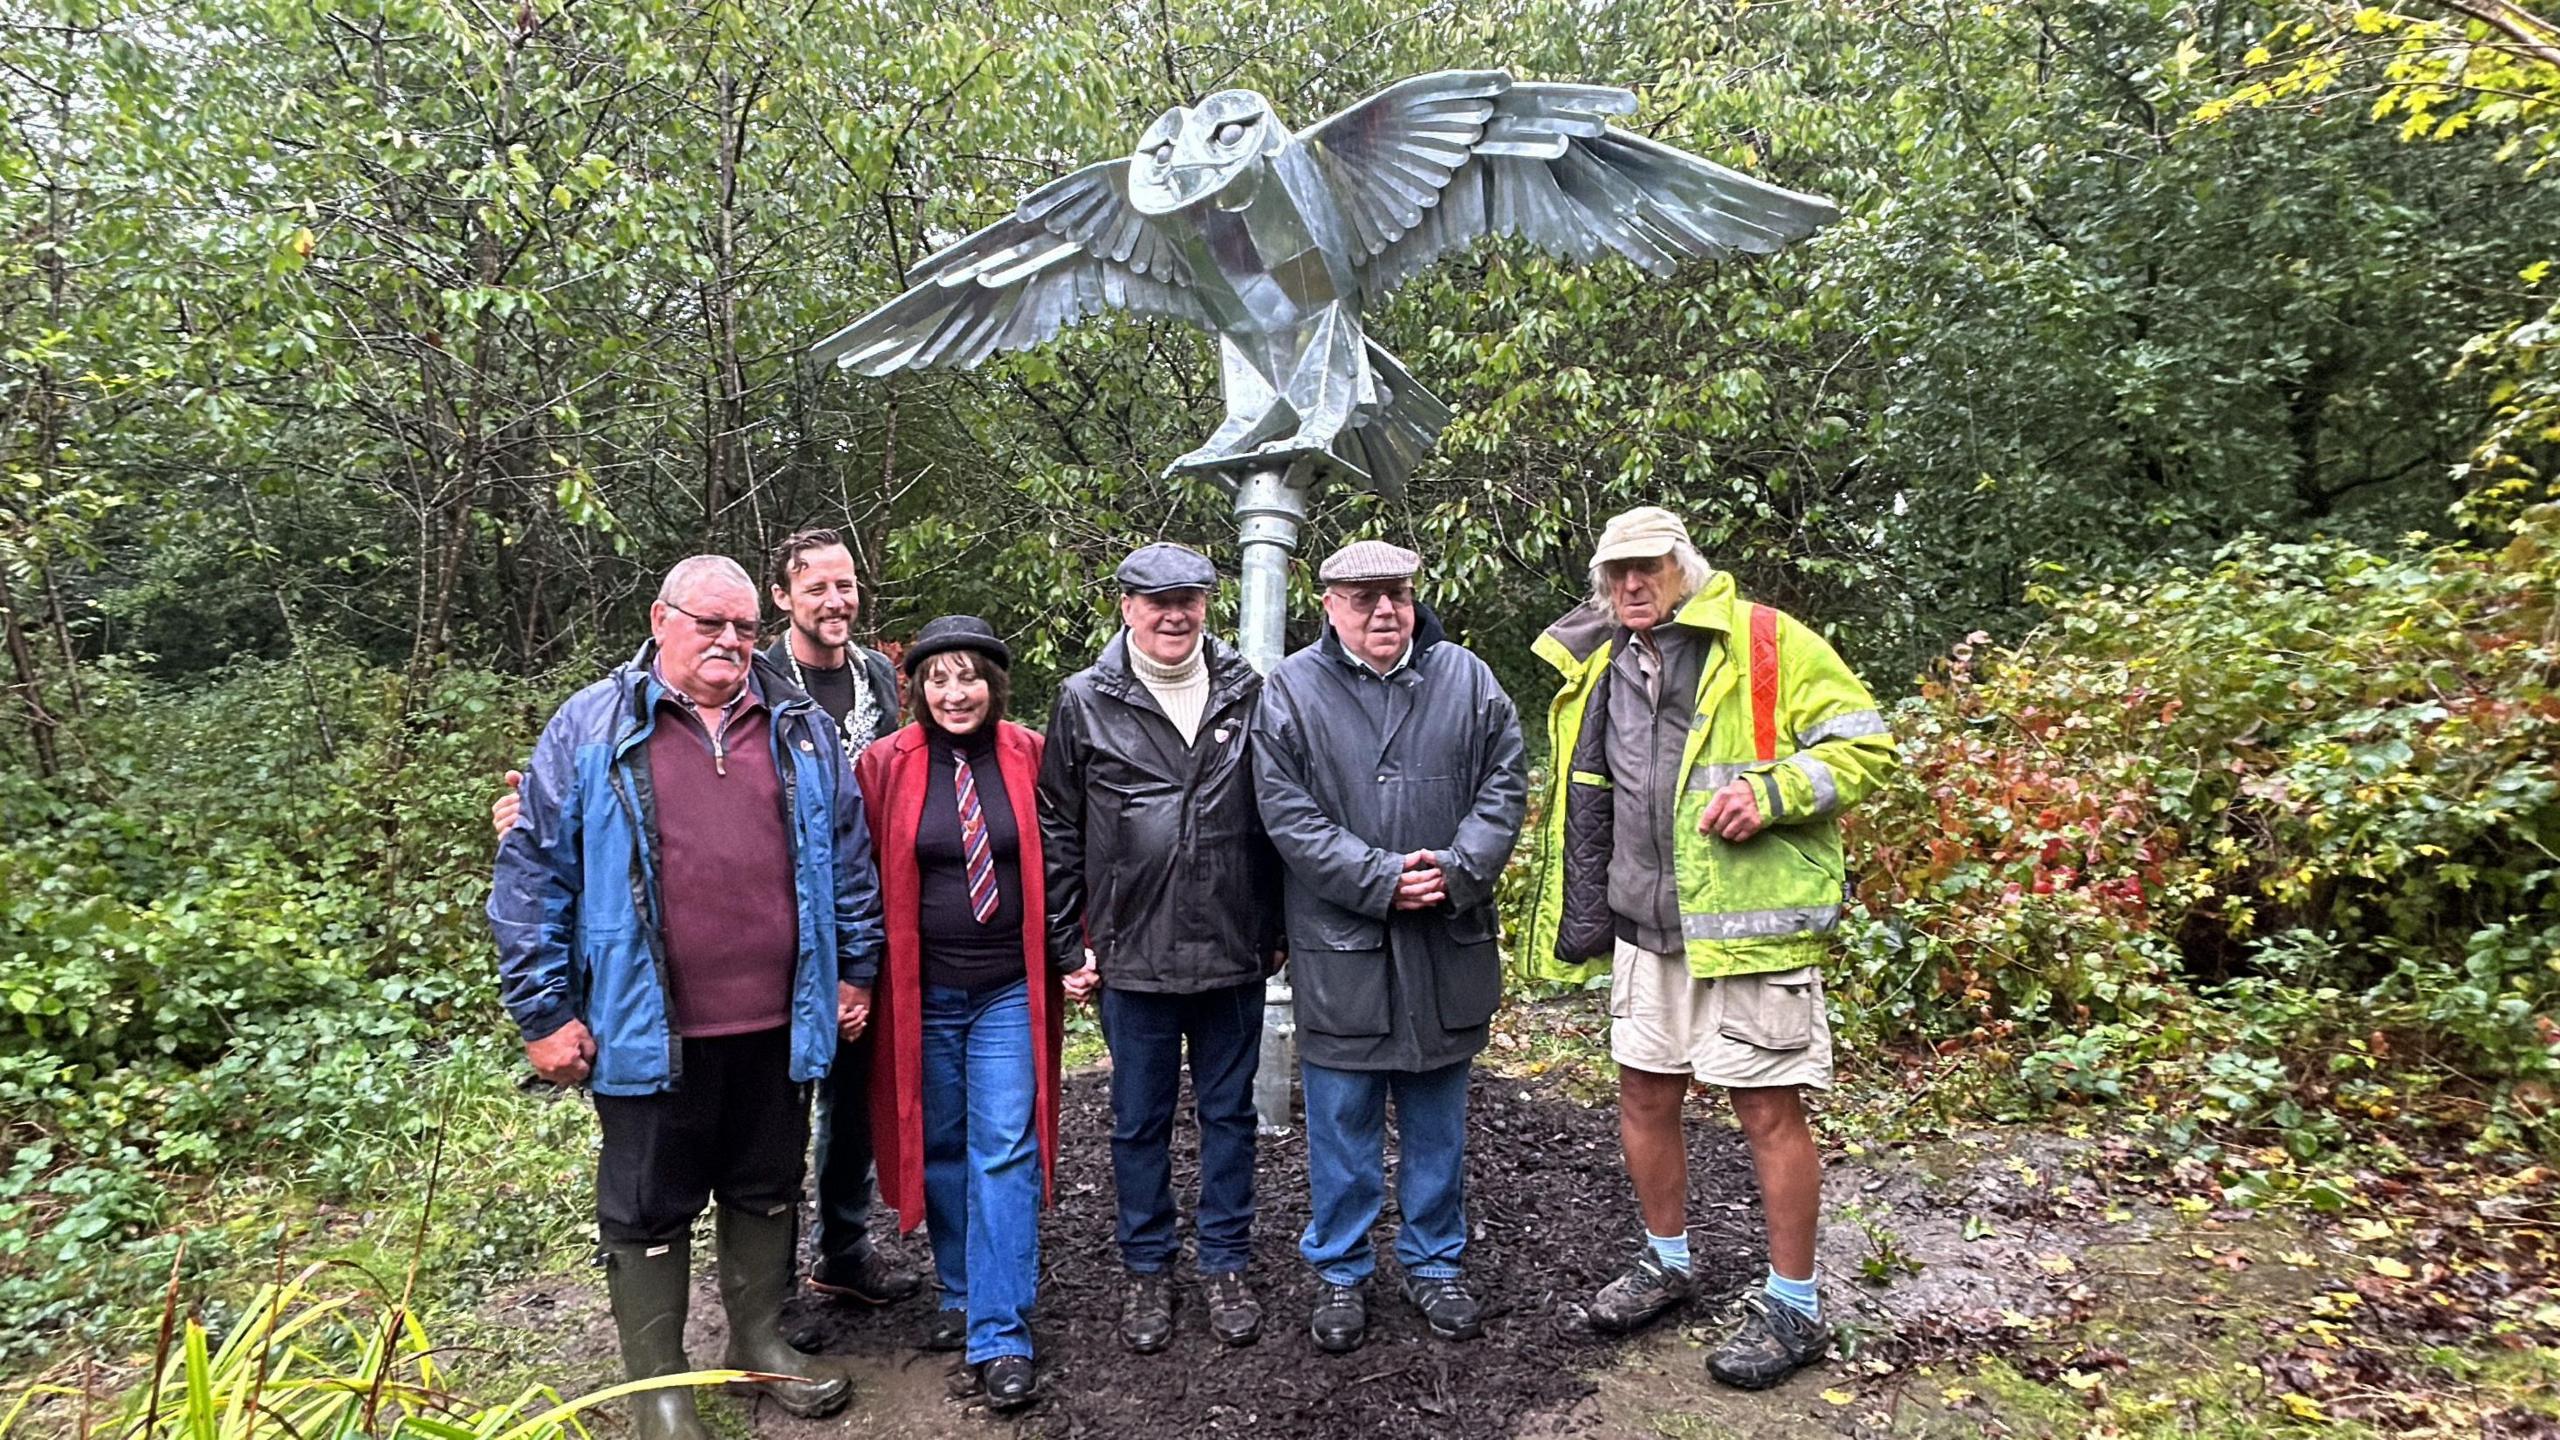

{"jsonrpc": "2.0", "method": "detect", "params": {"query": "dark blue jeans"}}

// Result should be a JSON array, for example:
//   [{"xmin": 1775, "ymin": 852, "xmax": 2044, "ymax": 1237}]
[
  {"xmin": 1299, "ymin": 1058, "xmax": 1471, "ymax": 1286},
  {"xmin": 1100, "ymin": 981, "xmax": 1261, "ymax": 1275},
  {"xmin": 920, "ymin": 979, "xmax": 1040, "ymax": 1364},
  {"xmin": 811, "ymin": 1029, "xmax": 879, "ymax": 1266}
]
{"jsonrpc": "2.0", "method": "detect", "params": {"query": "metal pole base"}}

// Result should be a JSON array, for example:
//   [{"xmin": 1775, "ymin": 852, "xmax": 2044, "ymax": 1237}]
[{"xmin": 1236, "ymin": 460, "xmax": 1315, "ymax": 1134}]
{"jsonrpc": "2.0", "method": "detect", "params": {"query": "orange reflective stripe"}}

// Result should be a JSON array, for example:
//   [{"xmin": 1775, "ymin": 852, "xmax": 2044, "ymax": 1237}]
[{"xmin": 1749, "ymin": 604, "xmax": 1780, "ymax": 763}]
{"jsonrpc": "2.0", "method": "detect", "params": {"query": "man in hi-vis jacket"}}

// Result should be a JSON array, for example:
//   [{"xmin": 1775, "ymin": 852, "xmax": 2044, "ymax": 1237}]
[{"xmin": 1523, "ymin": 507, "xmax": 1895, "ymax": 1391}]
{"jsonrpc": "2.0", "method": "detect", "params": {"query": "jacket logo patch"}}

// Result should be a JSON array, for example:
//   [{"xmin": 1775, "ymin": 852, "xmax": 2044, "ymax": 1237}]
[{"xmin": 1213, "ymin": 726, "xmax": 1232, "ymax": 744}]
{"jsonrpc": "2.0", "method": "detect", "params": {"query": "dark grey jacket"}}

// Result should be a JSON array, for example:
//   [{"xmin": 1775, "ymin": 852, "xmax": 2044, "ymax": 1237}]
[
  {"xmin": 1250, "ymin": 608, "xmax": 1529, "ymax": 1071},
  {"xmin": 1038, "ymin": 633, "xmax": 1284, "ymax": 993}
]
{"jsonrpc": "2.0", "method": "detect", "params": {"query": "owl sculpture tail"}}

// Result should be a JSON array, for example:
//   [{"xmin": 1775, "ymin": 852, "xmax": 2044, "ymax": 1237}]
[{"xmin": 1335, "ymin": 341, "xmax": 1453, "ymax": 499}]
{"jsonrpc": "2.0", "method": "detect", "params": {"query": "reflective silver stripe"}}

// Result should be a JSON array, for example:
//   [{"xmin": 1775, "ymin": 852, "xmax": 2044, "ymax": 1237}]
[
  {"xmin": 1797, "ymin": 709, "xmax": 1888, "ymax": 747},
  {"xmin": 1685, "ymin": 761, "xmax": 1755, "ymax": 793},
  {"xmin": 1754, "ymin": 771, "xmax": 1785, "ymax": 822},
  {"xmin": 1787, "ymin": 753, "xmax": 1838, "ymax": 813},
  {"xmin": 1682, "ymin": 904, "xmax": 1842, "ymax": 941}
]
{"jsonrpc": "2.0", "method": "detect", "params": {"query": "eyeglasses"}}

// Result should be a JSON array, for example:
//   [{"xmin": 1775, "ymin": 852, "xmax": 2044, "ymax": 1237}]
[
  {"xmin": 664, "ymin": 599, "xmax": 758, "ymax": 640},
  {"xmin": 1330, "ymin": 584, "xmax": 1414, "ymax": 611}
]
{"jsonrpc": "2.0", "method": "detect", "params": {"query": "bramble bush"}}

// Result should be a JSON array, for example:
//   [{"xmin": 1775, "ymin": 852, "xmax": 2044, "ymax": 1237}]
[{"xmin": 1839, "ymin": 507, "xmax": 2560, "ymax": 1154}]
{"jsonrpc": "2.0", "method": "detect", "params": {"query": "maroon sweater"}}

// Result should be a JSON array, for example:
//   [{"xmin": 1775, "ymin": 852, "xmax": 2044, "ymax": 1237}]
[{"xmin": 649, "ymin": 688, "xmax": 797, "ymax": 1036}]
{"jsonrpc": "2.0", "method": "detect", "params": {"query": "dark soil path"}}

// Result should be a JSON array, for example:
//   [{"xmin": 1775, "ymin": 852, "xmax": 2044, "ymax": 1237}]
[{"xmin": 770, "ymin": 1067, "xmax": 1770, "ymax": 1439}]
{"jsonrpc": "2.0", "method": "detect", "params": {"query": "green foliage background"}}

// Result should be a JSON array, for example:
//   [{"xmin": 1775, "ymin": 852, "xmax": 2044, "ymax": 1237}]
[{"xmin": 2, "ymin": 0, "xmax": 2555, "ymax": 1387}]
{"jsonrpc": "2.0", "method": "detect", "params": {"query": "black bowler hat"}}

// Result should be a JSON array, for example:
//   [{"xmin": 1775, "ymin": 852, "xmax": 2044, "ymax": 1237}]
[
  {"xmin": 1116, "ymin": 542, "xmax": 1219, "ymax": 595},
  {"xmin": 902, "ymin": 615, "xmax": 1012, "ymax": 676}
]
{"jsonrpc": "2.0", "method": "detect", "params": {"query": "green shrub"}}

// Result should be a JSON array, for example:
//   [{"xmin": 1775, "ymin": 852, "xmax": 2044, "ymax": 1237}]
[
  {"xmin": 0, "ymin": 651, "xmax": 582, "ymax": 1360},
  {"xmin": 1841, "ymin": 507, "xmax": 2560, "ymax": 1149}
]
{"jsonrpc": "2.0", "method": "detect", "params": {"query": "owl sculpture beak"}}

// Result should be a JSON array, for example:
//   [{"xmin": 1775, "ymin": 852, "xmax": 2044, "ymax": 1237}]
[{"xmin": 1129, "ymin": 149, "xmax": 1259, "ymax": 215}]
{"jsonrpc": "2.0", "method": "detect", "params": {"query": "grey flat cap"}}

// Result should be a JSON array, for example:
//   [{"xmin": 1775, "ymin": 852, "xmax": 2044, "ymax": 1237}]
[
  {"xmin": 1116, "ymin": 542, "xmax": 1218, "ymax": 595},
  {"xmin": 1317, "ymin": 539, "xmax": 1422, "ymax": 585}
]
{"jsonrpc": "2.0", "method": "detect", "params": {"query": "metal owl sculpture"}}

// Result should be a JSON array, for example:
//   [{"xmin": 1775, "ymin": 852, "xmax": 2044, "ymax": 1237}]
[{"xmin": 810, "ymin": 70, "xmax": 1839, "ymax": 496}]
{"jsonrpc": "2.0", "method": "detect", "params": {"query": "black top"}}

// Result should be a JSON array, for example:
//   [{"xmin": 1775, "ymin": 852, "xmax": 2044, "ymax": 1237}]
[
  {"xmin": 797, "ymin": 660, "xmax": 857, "ymax": 727},
  {"xmin": 916, "ymin": 725, "xmax": 1026, "ymax": 993}
]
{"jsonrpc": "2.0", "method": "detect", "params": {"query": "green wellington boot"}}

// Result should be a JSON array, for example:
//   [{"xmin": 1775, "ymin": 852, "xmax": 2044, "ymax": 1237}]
[
  {"xmin": 601, "ymin": 1239, "xmax": 714, "ymax": 1440},
  {"xmin": 715, "ymin": 1207, "xmax": 853, "ymax": 1417}
]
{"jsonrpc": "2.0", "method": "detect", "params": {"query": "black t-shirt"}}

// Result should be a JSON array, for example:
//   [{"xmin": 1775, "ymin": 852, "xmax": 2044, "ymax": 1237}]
[
  {"xmin": 797, "ymin": 660, "xmax": 856, "ymax": 728},
  {"xmin": 915, "ymin": 727, "xmax": 1025, "ymax": 992}
]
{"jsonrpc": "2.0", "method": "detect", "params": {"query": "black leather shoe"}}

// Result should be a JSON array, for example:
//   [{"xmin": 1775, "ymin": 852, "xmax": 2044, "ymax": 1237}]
[
  {"xmin": 980, "ymin": 1355, "xmax": 1037, "ymax": 1410},
  {"xmin": 1204, "ymin": 1271, "xmax": 1262, "ymax": 1346},
  {"xmin": 921, "ymin": 1307, "xmax": 966, "ymax": 1352},
  {"xmin": 806, "ymin": 1247, "xmax": 922, "ymax": 1306},
  {"xmin": 1403, "ymin": 1274, "xmax": 1483, "ymax": 1342},
  {"xmin": 1120, "ymin": 1271, "xmax": 1174, "ymax": 1353},
  {"xmin": 1310, "ymin": 1282, "xmax": 1367, "ymax": 1354}
]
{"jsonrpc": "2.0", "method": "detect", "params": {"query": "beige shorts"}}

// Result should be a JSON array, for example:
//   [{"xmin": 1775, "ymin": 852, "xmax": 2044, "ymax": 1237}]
[{"xmin": 1608, "ymin": 939, "xmax": 1834, "ymax": 1091}]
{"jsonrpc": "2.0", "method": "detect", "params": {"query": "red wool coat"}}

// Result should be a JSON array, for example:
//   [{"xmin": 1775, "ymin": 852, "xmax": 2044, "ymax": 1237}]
[{"xmin": 854, "ymin": 720, "xmax": 1065, "ymax": 1232}]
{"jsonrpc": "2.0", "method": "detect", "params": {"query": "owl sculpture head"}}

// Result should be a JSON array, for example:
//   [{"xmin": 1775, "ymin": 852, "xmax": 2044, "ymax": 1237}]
[{"xmin": 1125, "ymin": 90, "xmax": 1286, "ymax": 216}]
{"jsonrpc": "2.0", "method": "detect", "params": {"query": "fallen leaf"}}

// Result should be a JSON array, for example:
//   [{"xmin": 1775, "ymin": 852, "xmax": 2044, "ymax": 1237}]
[
  {"xmin": 2369, "ymin": 1256, "xmax": 2413, "ymax": 1280},
  {"xmin": 1819, "ymin": 1388, "xmax": 1856, "ymax": 1407},
  {"xmin": 2280, "ymin": 1392, "xmax": 2329, "ymax": 1421},
  {"xmin": 2038, "ymin": 1253, "xmax": 2077, "ymax": 1274}
]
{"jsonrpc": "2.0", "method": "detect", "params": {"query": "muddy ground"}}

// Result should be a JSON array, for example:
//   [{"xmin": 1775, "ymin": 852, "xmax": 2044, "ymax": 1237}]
[{"xmin": 482, "ymin": 1066, "xmax": 2166, "ymax": 1440}]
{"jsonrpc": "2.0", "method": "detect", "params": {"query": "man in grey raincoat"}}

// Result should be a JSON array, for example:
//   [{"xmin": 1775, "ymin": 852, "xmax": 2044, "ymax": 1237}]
[{"xmin": 1249, "ymin": 539, "xmax": 1528, "ymax": 1356}]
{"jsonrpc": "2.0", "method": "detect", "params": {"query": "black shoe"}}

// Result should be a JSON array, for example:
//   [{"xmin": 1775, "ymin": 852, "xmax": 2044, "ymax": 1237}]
[
  {"xmin": 1402, "ymin": 1274, "xmax": 1483, "ymax": 1342},
  {"xmin": 921, "ymin": 1307, "xmax": 966, "ymax": 1352},
  {"xmin": 1706, "ymin": 1292, "xmax": 1829, "ymax": 1390},
  {"xmin": 980, "ymin": 1355, "xmax": 1037, "ymax": 1410},
  {"xmin": 1589, "ymin": 1248, "xmax": 1693, "ymax": 1334},
  {"xmin": 1119, "ymin": 1271, "xmax": 1174, "ymax": 1354},
  {"xmin": 1204, "ymin": 1271, "xmax": 1262, "ymax": 1347},
  {"xmin": 1310, "ymin": 1281, "xmax": 1367, "ymax": 1354},
  {"xmin": 806, "ymin": 1247, "xmax": 921, "ymax": 1306}
]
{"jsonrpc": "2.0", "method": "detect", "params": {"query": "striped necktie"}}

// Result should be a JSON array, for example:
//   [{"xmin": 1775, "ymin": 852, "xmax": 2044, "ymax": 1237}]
[{"xmin": 955, "ymin": 752, "xmax": 999, "ymax": 924}]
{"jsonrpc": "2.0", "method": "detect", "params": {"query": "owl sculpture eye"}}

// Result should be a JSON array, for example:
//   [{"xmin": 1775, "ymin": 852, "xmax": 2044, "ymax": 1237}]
[
  {"xmin": 1152, "ymin": 143, "xmax": 1173, "ymax": 166},
  {"xmin": 1215, "ymin": 120, "xmax": 1248, "ymax": 146}
]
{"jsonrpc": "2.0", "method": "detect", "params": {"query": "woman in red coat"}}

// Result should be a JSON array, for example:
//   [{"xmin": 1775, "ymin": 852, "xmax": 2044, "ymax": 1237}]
[{"xmin": 843, "ymin": 616, "xmax": 1068, "ymax": 1409}]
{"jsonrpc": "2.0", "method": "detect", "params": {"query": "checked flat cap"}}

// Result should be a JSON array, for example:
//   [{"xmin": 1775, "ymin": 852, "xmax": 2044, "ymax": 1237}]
[
  {"xmin": 1317, "ymin": 539, "xmax": 1422, "ymax": 585},
  {"xmin": 1116, "ymin": 542, "xmax": 1219, "ymax": 594}
]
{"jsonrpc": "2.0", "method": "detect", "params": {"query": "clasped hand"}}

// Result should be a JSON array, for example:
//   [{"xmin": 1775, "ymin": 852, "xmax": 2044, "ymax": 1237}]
[{"xmin": 1392, "ymin": 849, "xmax": 1447, "ymax": 910}]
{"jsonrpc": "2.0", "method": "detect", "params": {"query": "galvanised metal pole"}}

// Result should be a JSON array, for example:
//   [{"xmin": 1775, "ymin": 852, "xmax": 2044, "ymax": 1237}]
[{"xmin": 1235, "ymin": 461, "xmax": 1311, "ymax": 1134}]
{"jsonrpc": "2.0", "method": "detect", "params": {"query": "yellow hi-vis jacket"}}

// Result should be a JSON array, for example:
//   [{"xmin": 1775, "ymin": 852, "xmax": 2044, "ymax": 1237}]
[{"xmin": 1521, "ymin": 573, "xmax": 1896, "ymax": 986}]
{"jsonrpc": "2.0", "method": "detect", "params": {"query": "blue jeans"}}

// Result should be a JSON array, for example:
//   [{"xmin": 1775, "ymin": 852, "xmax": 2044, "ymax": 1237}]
[
  {"xmin": 920, "ymin": 979, "xmax": 1039, "ymax": 1363},
  {"xmin": 1102, "ymin": 981, "xmax": 1260, "ymax": 1274},
  {"xmin": 1299, "ymin": 1058, "xmax": 1471, "ymax": 1286}
]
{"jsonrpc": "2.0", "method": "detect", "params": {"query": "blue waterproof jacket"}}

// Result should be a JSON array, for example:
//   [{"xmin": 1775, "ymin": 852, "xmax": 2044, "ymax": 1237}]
[{"xmin": 487, "ymin": 643, "xmax": 886, "ymax": 1095}]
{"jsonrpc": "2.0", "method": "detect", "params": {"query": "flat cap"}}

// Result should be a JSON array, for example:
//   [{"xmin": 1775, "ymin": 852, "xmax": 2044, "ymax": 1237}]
[
  {"xmin": 1317, "ymin": 539, "xmax": 1422, "ymax": 586},
  {"xmin": 1590, "ymin": 506, "xmax": 1693, "ymax": 565},
  {"xmin": 902, "ymin": 614, "xmax": 1012, "ymax": 675},
  {"xmin": 1116, "ymin": 542, "xmax": 1218, "ymax": 595}
]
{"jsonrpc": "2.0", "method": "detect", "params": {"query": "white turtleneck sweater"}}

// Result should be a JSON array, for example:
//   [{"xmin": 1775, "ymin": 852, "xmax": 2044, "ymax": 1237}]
[{"xmin": 1127, "ymin": 635, "xmax": 1210, "ymax": 743}]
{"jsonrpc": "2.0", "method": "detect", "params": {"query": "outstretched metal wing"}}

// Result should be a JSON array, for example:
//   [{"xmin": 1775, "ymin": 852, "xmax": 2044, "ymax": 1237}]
[
  {"xmin": 810, "ymin": 160, "xmax": 1209, "ymax": 374},
  {"xmin": 1301, "ymin": 70, "xmax": 1839, "ymax": 297}
]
